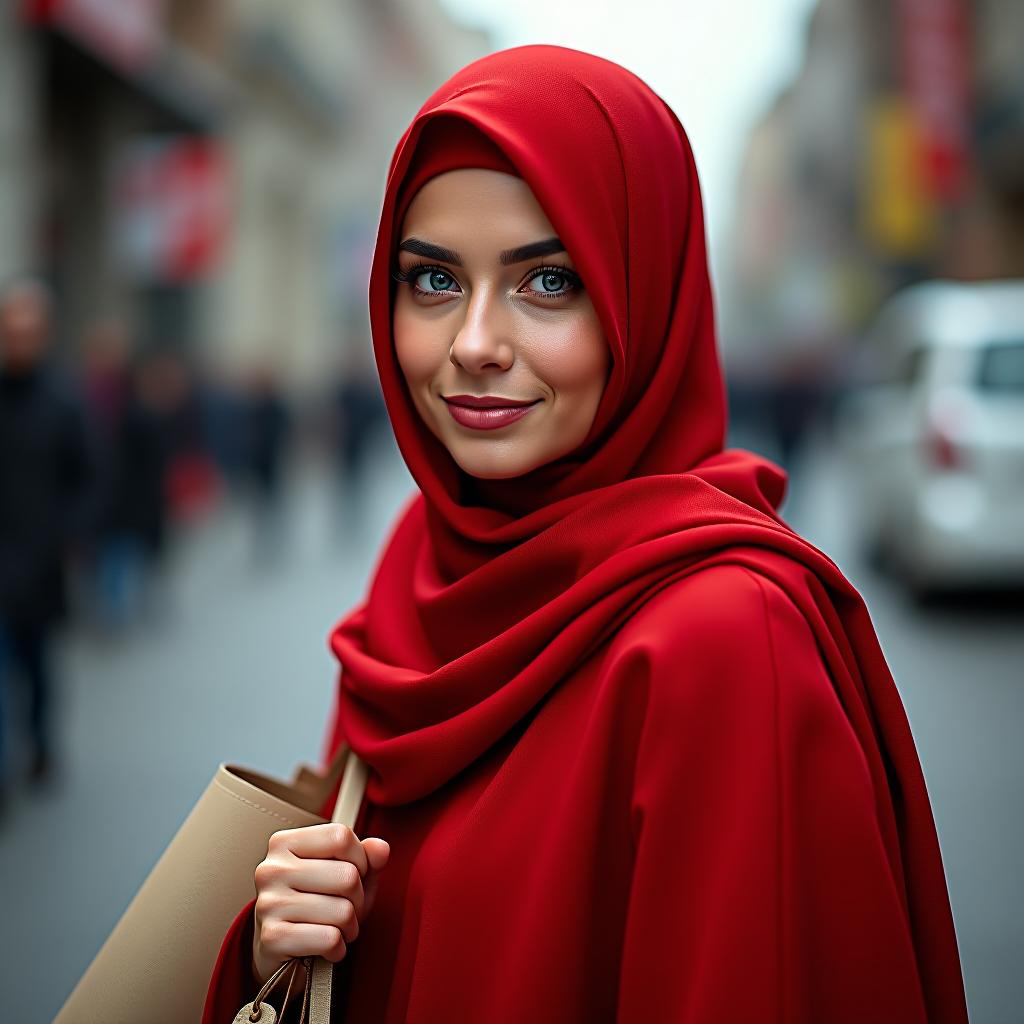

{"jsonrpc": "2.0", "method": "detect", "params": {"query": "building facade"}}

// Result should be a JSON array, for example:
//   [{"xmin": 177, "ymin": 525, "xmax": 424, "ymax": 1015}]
[
  {"xmin": 724, "ymin": 0, "xmax": 1024, "ymax": 371},
  {"xmin": 0, "ymin": 0, "xmax": 489, "ymax": 390}
]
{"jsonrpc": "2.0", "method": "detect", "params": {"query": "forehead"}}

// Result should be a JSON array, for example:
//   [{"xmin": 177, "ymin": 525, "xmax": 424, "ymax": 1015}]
[{"xmin": 400, "ymin": 168, "xmax": 555, "ymax": 242}]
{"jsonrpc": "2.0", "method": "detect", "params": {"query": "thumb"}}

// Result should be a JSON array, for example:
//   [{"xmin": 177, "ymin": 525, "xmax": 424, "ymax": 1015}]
[{"xmin": 361, "ymin": 837, "xmax": 390, "ymax": 873}]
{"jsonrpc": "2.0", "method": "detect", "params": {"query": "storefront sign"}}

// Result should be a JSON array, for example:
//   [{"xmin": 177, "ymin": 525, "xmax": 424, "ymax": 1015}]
[
  {"xmin": 897, "ymin": 0, "xmax": 972, "ymax": 203},
  {"xmin": 113, "ymin": 136, "xmax": 229, "ymax": 283},
  {"xmin": 23, "ymin": 0, "xmax": 165, "ymax": 70}
]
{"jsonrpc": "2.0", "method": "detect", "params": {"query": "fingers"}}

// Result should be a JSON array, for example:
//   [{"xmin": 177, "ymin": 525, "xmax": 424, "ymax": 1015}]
[
  {"xmin": 271, "ymin": 824, "xmax": 369, "ymax": 877},
  {"xmin": 258, "ymin": 829, "xmax": 391, "ymax": 917},
  {"xmin": 360, "ymin": 839, "xmax": 389, "ymax": 918},
  {"xmin": 256, "ymin": 826, "xmax": 392, "ymax": 969},
  {"xmin": 259, "ymin": 920, "xmax": 349, "ymax": 964},
  {"xmin": 259, "ymin": 890, "xmax": 361, "ymax": 944},
  {"xmin": 287, "ymin": 859, "xmax": 366, "ymax": 917},
  {"xmin": 361, "ymin": 837, "xmax": 390, "ymax": 873}
]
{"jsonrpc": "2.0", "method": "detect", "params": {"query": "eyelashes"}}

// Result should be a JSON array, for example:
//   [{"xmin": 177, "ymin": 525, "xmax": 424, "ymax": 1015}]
[
  {"xmin": 392, "ymin": 262, "xmax": 584, "ymax": 299},
  {"xmin": 391, "ymin": 263, "xmax": 450, "ymax": 288}
]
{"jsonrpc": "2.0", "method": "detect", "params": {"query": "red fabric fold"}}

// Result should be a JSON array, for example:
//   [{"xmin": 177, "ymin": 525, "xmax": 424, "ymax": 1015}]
[{"xmin": 201, "ymin": 897, "xmax": 257, "ymax": 1023}]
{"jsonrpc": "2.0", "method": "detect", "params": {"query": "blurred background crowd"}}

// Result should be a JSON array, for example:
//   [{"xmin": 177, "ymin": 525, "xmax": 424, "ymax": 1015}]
[
  {"xmin": 0, "ymin": 1, "xmax": 1021, "ymax": 1022},
  {"xmin": 0, "ymin": 0, "xmax": 466, "ymax": 799}
]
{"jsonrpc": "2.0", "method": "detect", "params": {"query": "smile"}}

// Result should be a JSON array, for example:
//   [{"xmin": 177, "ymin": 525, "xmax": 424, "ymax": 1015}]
[{"xmin": 442, "ymin": 394, "xmax": 542, "ymax": 431}]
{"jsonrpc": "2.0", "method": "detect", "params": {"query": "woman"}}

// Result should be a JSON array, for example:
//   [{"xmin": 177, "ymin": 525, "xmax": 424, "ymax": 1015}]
[{"xmin": 203, "ymin": 45, "xmax": 968, "ymax": 1023}]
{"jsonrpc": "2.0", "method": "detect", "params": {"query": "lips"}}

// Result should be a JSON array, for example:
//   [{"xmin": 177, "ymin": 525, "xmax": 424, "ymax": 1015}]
[{"xmin": 442, "ymin": 394, "xmax": 541, "ymax": 430}]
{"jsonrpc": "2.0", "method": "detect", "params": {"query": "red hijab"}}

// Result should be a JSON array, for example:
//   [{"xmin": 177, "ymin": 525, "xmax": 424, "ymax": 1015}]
[{"xmin": 326, "ymin": 45, "xmax": 965, "ymax": 1019}]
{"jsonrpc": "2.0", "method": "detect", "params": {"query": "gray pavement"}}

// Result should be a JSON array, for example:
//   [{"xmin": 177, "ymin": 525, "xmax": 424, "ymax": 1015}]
[{"xmin": 1, "ymin": 433, "xmax": 1020, "ymax": 1023}]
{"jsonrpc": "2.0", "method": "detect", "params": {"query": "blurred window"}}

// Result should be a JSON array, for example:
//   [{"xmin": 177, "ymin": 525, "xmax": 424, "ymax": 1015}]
[{"xmin": 977, "ymin": 342, "xmax": 1024, "ymax": 393}]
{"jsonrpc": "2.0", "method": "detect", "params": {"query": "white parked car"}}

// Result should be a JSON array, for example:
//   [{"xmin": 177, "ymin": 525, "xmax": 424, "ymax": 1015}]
[{"xmin": 838, "ymin": 279, "xmax": 1024, "ymax": 593}]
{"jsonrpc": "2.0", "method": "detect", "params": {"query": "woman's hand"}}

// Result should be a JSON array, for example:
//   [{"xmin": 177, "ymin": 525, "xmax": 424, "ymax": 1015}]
[{"xmin": 252, "ymin": 824, "xmax": 391, "ymax": 985}]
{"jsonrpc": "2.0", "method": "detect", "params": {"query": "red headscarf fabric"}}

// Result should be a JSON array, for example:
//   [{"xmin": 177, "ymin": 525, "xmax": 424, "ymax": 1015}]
[
  {"xmin": 329, "ymin": 44, "xmax": 782, "ymax": 797},
  {"xmin": 319, "ymin": 43, "xmax": 967, "ymax": 1021}
]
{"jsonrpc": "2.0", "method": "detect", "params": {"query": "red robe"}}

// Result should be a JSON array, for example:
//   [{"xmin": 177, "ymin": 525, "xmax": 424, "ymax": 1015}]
[
  {"xmin": 203, "ymin": 44, "xmax": 967, "ymax": 1022},
  {"xmin": 203, "ymin": 560, "xmax": 965, "ymax": 1022}
]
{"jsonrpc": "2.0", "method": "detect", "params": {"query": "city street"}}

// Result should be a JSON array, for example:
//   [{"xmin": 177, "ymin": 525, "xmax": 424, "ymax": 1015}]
[
  {"xmin": 2, "ymin": 435, "xmax": 1021, "ymax": 1024},
  {"xmin": 2, "ymin": 2, "xmax": 1019, "ymax": 1022}
]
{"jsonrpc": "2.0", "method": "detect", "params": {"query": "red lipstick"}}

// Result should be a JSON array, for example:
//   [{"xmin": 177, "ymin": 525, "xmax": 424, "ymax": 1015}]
[{"xmin": 442, "ymin": 394, "xmax": 541, "ymax": 430}]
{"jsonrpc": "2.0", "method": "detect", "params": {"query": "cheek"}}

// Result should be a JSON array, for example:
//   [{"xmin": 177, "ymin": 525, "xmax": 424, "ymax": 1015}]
[
  {"xmin": 394, "ymin": 301, "xmax": 445, "ymax": 392},
  {"xmin": 525, "ymin": 309, "xmax": 608, "ymax": 402}
]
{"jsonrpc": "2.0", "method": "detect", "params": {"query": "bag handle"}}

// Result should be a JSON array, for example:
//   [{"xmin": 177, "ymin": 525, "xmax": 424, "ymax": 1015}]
[
  {"xmin": 233, "ymin": 955, "xmax": 311, "ymax": 1023},
  {"xmin": 304, "ymin": 750, "xmax": 369, "ymax": 1021},
  {"xmin": 330, "ymin": 749, "xmax": 369, "ymax": 826},
  {"xmin": 239, "ymin": 749, "xmax": 369, "ymax": 1024}
]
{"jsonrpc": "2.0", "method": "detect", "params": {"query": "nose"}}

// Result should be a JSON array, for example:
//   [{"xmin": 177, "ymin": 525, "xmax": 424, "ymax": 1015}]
[{"xmin": 449, "ymin": 287, "xmax": 513, "ymax": 374}]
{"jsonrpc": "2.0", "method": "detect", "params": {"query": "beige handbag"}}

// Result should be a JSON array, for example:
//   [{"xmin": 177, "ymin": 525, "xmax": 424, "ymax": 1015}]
[{"xmin": 54, "ymin": 745, "xmax": 369, "ymax": 1024}]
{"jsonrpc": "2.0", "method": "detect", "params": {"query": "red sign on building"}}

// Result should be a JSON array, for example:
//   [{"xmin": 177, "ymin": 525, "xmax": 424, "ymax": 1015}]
[
  {"xmin": 113, "ymin": 136, "xmax": 229, "ymax": 283},
  {"xmin": 23, "ymin": 0, "xmax": 166, "ymax": 70},
  {"xmin": 896, "ymin": 0, "xmax": 973, "ymax": 204}
]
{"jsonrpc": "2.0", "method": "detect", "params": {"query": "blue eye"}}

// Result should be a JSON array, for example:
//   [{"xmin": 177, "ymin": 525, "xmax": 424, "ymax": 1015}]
[
  {"xmin": 392, "ymin": 263, "xmax": 461, "ymax": 296},
  {"xmin": 522, "ymin": 266, "xmax": 580, "ymax": 298},
  {"xmin": 416, "ymin": 268, "xmax": 459, "ymax": 293}
]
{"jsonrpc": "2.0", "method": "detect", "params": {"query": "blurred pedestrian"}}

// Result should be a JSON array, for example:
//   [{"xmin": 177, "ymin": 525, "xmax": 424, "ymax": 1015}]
[
  {"xmin": 763, "ymin": 347, "xmax": 834, "ymax": 472},
  {"xmin": 329, "ymin": 343, "xmax": 388, "ymax": 531},
  {"xmin": 80, "ymin": 318, "xmax": 131, "ymax": 442},
  {"xmin": 157, "ymin": 354, "xmax": 221, "ymax": 528},
  {"xmin": 93, "ymin": 350, "xmax": 181, "ymax": 628},
  {"xmin": 0, "ymin": 278, "xmax": 101, "ymax": 807},
  {"xmin": 197, "ymin": 364, "xmax": 248, "ymax": 488},
  {"xmin": 242, "ymin": 364, "xmax": 291, "ymax": 564}
]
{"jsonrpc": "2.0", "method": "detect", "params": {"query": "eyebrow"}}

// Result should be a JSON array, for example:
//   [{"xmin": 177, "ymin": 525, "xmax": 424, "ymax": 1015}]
[{"xmin": 397, "ymin": 236, "xmax": 566, "ymax": 267}]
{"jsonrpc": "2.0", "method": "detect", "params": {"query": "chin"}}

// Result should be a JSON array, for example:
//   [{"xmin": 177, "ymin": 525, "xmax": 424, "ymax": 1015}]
[
  {"xmin": 450, "ymin": 449, "xmax": 542, "ymax": 480},
  {"xmin": 455, "ymin": 460, "xmax": 534, "ymax": 480}
]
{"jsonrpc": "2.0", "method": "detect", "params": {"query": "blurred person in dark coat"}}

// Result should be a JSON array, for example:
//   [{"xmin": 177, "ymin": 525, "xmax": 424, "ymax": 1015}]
[
  {"xmin": 94, "ymin": 351, "xmax": 182, "ymax": 627},
  {"xmin": 330, "ymin": 343, "xmax": 389, "ymax": 532},
  {"xmin": 242, "ymin": 364, "xmax": 291, "ymax": 563},
  {"xmin": 0, "ymin": 278, "xmax": 101, "ymax": 804},
  {"xmin": 80, "ymin": 318, "xmax": 131, "ymax": 442}
]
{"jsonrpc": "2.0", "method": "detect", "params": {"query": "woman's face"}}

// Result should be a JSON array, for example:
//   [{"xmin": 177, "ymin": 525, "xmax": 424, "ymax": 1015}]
[{"xmin": 393, "ymin": 168, "xmax": 609, "ymax": 480}]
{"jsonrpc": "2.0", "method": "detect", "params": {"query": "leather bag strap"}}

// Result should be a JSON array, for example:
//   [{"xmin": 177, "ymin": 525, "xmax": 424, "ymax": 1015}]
[
  {"xmin": 305, "ymin": 750, "xmax": 369, "ymax": 1022},
  {"xmin": 331, "ymin": 750, "xmax": 370, "ymax": 826}
]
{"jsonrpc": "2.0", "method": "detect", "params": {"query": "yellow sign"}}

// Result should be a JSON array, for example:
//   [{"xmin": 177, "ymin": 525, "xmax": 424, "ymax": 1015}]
[{"xmin": 863, "ymin": 96, "xmax": 939, "ymax": 259}]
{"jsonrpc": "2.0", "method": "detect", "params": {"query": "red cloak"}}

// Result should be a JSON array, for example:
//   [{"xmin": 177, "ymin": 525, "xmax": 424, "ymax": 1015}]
[{"xmin": 203, "ymin": 45, "xmax": 968, "ymax": 1023}]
